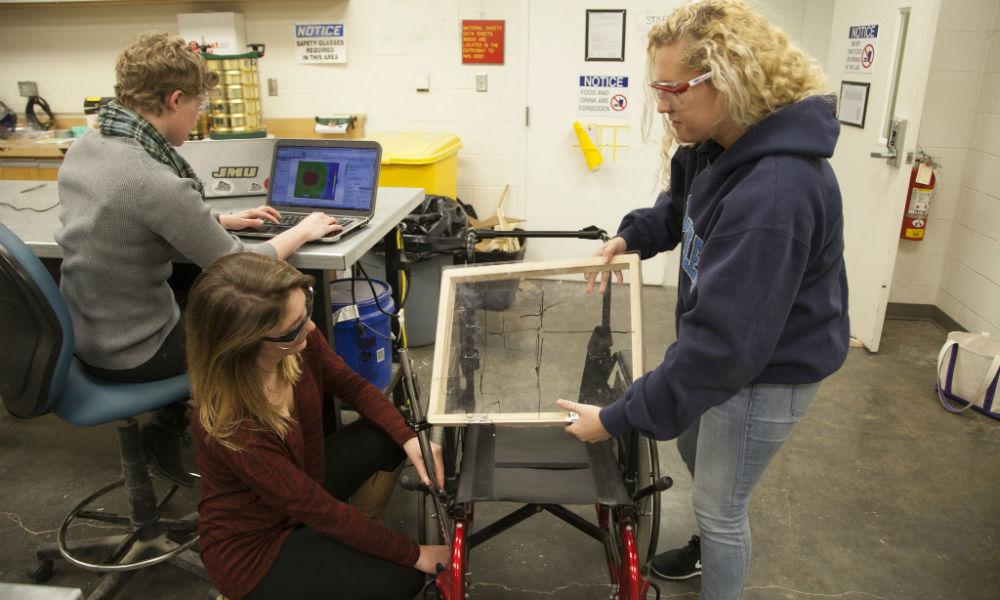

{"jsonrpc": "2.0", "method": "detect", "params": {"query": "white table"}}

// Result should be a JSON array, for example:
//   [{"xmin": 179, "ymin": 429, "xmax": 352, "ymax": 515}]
[{"xmin": 0, "ymin": 179, "xmax": 423, "ymax": 342}]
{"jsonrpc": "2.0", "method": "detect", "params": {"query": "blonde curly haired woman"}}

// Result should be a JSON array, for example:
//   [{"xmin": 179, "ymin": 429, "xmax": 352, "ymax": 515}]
[
  {"xmin": 562, "ymin": 1, "xmax": 850, "ymax": 597},
  {"xmin": 185, "ymin": 252, "xmax": 448, "ymax": 599}
]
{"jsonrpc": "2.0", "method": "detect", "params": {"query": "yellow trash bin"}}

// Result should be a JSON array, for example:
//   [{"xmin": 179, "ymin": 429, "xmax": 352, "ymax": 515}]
[{"xmin": 368, "ymin": 131, "xmax": 462, "ymax": 198}]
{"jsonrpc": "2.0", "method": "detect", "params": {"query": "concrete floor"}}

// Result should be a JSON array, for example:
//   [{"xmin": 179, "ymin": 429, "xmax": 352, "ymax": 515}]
[{"xmin": 1, "ymin": 284, "xmax": 998, "ymax": 599}]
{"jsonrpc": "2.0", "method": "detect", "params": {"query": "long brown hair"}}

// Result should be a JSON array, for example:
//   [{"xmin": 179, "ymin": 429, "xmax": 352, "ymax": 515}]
[{"xmin": 186, "ymin": 253, "xmax": 315, "ymax": 451}]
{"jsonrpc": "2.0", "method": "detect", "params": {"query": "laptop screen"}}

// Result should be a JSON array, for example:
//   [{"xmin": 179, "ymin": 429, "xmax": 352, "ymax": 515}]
[{"xmin": 269, "ymin": 144, "xmax": 379, "ymax": 212}]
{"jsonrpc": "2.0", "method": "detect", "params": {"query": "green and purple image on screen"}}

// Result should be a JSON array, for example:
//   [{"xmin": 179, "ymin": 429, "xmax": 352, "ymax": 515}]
[{"xmin": 294, "ymin": 161, "xmax": 340, "ymax": 200}]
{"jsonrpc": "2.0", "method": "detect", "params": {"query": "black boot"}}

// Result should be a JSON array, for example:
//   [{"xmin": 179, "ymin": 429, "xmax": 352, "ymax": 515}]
[{"xmin": 141, "ymin": 401, "xmax": 196, "ymax": 487}]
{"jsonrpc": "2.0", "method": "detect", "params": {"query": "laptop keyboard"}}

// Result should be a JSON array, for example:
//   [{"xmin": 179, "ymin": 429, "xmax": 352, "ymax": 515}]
[
  {"xmin": 276, "ymin": 215, "xmax": 358, "ymax": 227},
  {"xmin": 278, "ymin": 214, "xmax": 305, "ymax": 226}
]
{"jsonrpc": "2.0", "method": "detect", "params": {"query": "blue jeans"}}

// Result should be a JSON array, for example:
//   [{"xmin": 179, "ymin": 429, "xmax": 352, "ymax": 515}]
[{"xmin": 675, "ymin": 382, "xmax": 820, "ymax": 600}]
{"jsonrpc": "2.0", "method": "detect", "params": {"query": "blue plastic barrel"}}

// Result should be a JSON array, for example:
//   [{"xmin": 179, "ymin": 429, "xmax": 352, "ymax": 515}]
[{"xmin": 329, "ymin": 278, "xmax": 395, "ymax": 391}]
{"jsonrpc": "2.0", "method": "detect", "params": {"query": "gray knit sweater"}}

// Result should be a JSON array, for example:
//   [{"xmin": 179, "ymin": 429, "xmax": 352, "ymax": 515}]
[{"xmin": 56, "ymin": 130, "xmax": 276, "ymax": 370}]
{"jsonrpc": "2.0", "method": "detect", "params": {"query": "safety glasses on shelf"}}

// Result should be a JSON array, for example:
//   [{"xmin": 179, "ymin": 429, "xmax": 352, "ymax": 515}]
[
  {"xmin": 263, "ymin": 286, "xmax": 314, "ymax": 344},
  {"xmin": 649, "ymin": 71, "xmax": 714, "ymax": 99}
]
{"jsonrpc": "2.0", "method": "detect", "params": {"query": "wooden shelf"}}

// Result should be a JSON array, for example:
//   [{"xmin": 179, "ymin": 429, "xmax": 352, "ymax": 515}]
[{"xmin": 264, "ymin": 115, "xmax": 366, "ymax": 140}]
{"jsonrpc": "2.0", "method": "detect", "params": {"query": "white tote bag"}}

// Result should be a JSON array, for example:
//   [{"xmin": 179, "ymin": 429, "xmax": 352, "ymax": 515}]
[{"xmin": 936, "ymin": 331, "xmax": 1000, "ymax": 419}]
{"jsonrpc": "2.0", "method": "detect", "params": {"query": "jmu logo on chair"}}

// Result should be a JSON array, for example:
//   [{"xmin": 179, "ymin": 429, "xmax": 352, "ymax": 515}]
[
  {"xmin": 681, "ymin": 211, "xmax": 704, "ymax": 287},
  {"xmin": 211, "ymin": 166, "xmax": 259, "ymax": 178}
]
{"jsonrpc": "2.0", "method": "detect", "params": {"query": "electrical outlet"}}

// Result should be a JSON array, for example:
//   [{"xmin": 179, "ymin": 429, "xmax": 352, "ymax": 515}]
[
  {"xmin": 476, "ymin": 73, "xmax": 488, "ymax": 92},
  {"xmin": 267, "ymin": 78, "xmax": 278, "ymax": 96},
  {"xmin": 18, "ymin": 81, "xmax": 38, "ymax": 97}
]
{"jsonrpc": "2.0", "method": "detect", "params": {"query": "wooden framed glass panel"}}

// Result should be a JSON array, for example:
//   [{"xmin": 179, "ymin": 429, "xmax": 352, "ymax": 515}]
[{"xmin": 427, "ymin": 254, "xmax": 643, "ymax": 425}]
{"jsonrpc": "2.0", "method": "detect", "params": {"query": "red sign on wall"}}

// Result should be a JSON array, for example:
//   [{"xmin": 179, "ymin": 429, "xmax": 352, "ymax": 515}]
[{"xmin": 462, "ymin": 20, "xmax": 505, "ymax": 64}]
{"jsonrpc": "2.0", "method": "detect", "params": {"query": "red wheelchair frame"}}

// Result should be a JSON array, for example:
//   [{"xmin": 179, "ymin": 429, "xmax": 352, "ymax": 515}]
[{"xmin": 398, "ymin": 226, "xmax": 672, "ymax": 599}]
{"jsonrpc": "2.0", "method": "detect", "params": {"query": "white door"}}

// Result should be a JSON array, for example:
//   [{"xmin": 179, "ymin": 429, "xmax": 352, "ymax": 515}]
[
  {"xmin": 523, "ymin": 1, "xmax": 678, "ymax": 286},
  {"xmin": 825, "ymin": 0, "xmax": 941, "ymax": 351}
]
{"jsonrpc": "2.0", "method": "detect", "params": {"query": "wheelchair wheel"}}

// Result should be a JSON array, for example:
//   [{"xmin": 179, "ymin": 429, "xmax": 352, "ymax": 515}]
[{"xmin": 636, "ymin": 436, "xmax": 661, "ymax": 564}]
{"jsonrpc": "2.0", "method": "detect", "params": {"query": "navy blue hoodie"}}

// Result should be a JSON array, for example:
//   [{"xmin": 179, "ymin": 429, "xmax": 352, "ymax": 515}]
[{"xmin": 599, "ymin": 95, "xmax": 850, "ymax": 440}]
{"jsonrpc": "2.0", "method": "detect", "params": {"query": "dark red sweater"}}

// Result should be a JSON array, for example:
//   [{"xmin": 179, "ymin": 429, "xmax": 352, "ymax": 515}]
[{"xmin": 192, "ymin": 329, "xmax": 419, "ymax": 600}]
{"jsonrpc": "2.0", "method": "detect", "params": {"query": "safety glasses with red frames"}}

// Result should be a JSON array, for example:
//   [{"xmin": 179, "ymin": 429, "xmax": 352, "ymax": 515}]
[{"xmin": 649, "ymin": 71, "xmax": 714, "ymax": 100}]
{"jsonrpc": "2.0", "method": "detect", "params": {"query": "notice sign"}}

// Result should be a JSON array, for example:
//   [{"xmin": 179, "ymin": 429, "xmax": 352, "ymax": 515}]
[
  {"xmin": 578, "ymin": 74, "xmax": 630, "ymax": 117},
  {"xmin": 844, "ymin": 24, "xmax": 878, "ymax": 74},
  {"xmin": 295, "ymin": 23, "xmax": 347, "ymax": 64},
  {"xmin": 462, "ymin": 20, "xmax": 504, "ymax": 64}
]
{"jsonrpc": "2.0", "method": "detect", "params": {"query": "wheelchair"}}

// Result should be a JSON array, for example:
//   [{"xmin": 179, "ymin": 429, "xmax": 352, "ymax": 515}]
[{"xmin": 399, "ymin": 228, "xmax": 673, "ymax": 600}]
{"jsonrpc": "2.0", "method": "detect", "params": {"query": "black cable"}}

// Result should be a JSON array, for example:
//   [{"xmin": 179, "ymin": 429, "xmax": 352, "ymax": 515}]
[
  {"xmin": 0, "ymin": 200, "xmax": 59, "ymax": 212},
  {"xmin": 357, "ymin": 261, "xmax": 404, "ymax": 320},
  {"xmin": 0, "ymin": 100, "xmax": 17, "ymax": 139},
  {"xmin": 25, "ymin": 96, "xmax": 54, "ymax": 131}
]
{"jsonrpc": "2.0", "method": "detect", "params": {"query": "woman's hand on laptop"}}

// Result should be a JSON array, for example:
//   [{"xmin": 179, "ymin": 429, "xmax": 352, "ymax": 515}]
[
  {"xmin": 219, "ymin": 205, "xmax": 282, "ymax": 231},
  {"xmin": 266, "ymin": 212, "xmax": 343, "ymax": 259},
  {"xmin": 294, "ymin": 212, "xmax": 343, "ymax": 241}
]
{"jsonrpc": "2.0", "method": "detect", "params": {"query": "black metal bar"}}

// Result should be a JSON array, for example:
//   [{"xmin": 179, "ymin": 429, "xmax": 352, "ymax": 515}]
[
  {"xmin": 156, "ymin": 518, "xmax": 199, "ymax": 534},
  {"xmin": 542, "ymin": 504, "xmax": 608, "ymax": 543},
  {"xmin": 105, "ymin": 529, "xmax": 142, "ymax": 566},
  {"xmin": 602, "ymin": 276, "xmax": 612, "ymax": 329},
  {"xmin": 116, "ymin": 418, "xmax": 158, "ymax": 527},
  {"xmin": 156, "ymin": 483, "xmax": 179, "ymax": 512},
  {"xmin": 382, "ymin": 228, "xmax": 406, "ymax": 406},
  {"xmin": 468, "ymin": 504, "xmax": 542, "ymax": 549},
  {"xmin": 311, "ymin": 269, "xmax": 334, "ymax": 347},
  {"xmin": 308, "ymin": 269, "xmax": 342, "ymax": 430},
  {"xmin": 382, "ymin": 227, "xmax": 403, "ymax": 352},
  {"xmin": 75, "ymin": 512, "xmax": 132, "ymax": 526},
  {"xmin": 470, "ymin": 228, "xmax": 606, "ymax": 240}
]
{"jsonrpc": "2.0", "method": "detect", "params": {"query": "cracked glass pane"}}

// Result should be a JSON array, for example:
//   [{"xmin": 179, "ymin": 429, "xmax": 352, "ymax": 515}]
[{"xmin": 439, "ymin": 272, "xmax": 635, "ymax": 421}]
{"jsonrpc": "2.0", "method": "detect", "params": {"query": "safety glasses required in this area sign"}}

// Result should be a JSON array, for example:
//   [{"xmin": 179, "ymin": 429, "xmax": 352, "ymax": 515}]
[
  {"xmin": 295, "ymin": 23, "xmax": 347, "ymax": 64},
  {"xmin": 578, "ymin": 75, "xmax": 630, "ymax": 118}
]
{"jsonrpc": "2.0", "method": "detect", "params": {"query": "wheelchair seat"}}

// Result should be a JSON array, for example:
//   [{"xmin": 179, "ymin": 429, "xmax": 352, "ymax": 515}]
[{"xmin": 456, "ymin": 425, "xmax": 632, "ymax": 506}]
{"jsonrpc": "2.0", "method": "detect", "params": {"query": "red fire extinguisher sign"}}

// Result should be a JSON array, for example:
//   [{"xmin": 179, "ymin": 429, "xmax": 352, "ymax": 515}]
[{"xmin": 901, "ymin": 160, "xmax": 936, "ymax": 241}]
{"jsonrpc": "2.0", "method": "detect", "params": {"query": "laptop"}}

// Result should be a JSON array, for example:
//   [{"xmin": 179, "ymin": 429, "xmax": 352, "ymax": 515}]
[
  {"xmin": 177, "ymin": 137, "xmax": 275, "ymax": 198},
  {"xmin": 237, "ymin": 138, "xmax": 382, "ymax": 243}
]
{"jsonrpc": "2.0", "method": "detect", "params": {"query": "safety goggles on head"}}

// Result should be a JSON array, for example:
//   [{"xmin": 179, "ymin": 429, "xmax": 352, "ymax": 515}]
[
  {"xmin": 649, "ymin": 71, "xmax": 714, "ymax": 100},
  {"xmin": 262, "ymin": 286, "xmax": 314, "ymax": 344}
]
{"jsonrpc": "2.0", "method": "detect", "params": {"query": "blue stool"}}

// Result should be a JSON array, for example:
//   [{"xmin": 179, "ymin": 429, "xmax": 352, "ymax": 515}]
[{"xmin": 0, "ymin": 224, "xmax": 204, "ymax": 599}]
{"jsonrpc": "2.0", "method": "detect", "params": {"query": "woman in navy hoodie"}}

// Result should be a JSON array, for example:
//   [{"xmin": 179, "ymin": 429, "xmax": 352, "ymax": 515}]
[{"xmin": 558, "ymin": 1, "xmax": 850, "ymax": 597}]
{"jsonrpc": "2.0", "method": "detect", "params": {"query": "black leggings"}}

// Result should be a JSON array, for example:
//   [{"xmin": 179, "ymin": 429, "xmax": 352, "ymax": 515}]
[
  {"xmin": 81, "ymin": 316, "xmax": 187, "ymax": 383},
  {"xmin": 244, "ymin": 419, "xmax": 425, "ymax": 600}
]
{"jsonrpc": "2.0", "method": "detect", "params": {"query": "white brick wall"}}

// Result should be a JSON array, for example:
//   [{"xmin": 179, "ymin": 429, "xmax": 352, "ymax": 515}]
[
  {"xmin": 0, "ymin": 0, "xmax": 528, "ymax": 220},
  {"xmin": 892, "ymin": 0, "xmax": 1000, "ymax": 336}
]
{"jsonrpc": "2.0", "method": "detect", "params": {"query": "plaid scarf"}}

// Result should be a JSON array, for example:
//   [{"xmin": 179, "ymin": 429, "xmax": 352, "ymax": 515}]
[{"xmin": 98, "ymin": 100, "xmax": 204, "ymax": 195}]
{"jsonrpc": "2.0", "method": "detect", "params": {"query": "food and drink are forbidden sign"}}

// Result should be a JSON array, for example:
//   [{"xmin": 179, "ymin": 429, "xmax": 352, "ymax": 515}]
[
  {"xmin": 295, "ymin": 23, "xmax": 347, "ymax": 64},
  {"xmin": 844, "ymin": 24, "xmax": 878, "ymax": 73},
  {"xmin": 578, "ymin": 74, "xmax": 630, "ymax": 117}
]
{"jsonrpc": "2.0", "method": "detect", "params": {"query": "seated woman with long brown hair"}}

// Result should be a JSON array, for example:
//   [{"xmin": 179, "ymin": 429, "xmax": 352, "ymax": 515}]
[{"xmin": 185, "ymin": 252, "xmax": 448, "ymax": 600}]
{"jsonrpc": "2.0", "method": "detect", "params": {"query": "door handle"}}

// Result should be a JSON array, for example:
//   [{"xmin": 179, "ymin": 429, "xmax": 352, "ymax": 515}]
[{"xmin": 870, "ymin": 118, "xmax": 906, "ymax": 167}]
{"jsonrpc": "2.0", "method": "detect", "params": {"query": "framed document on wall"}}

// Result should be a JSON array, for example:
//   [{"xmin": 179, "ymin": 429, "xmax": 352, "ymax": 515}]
[
  {"xmin": 585, "ymin": 9, "xmax": 626, "ymax": 62},
  {"xmin": 838, "ymin": 81, "xmax": 870, "ymax": 128}
]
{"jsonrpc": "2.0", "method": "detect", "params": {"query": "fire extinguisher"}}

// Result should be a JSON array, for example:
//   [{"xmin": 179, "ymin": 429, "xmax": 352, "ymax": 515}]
[{"xmin": 900, "ymin": 151, "xmax": 939, "ymax": 241}]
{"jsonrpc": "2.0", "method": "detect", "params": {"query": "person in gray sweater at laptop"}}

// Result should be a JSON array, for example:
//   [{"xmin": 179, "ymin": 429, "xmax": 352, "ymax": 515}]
[{"xmin": 55, "ymin": 32, "xmax": 341, "ymax": 486}]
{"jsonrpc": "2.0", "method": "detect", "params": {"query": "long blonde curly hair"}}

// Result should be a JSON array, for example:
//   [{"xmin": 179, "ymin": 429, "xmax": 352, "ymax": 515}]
[{"xmin": 642, "ymin": 0, "xmax": 831, "ymax": 184}]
